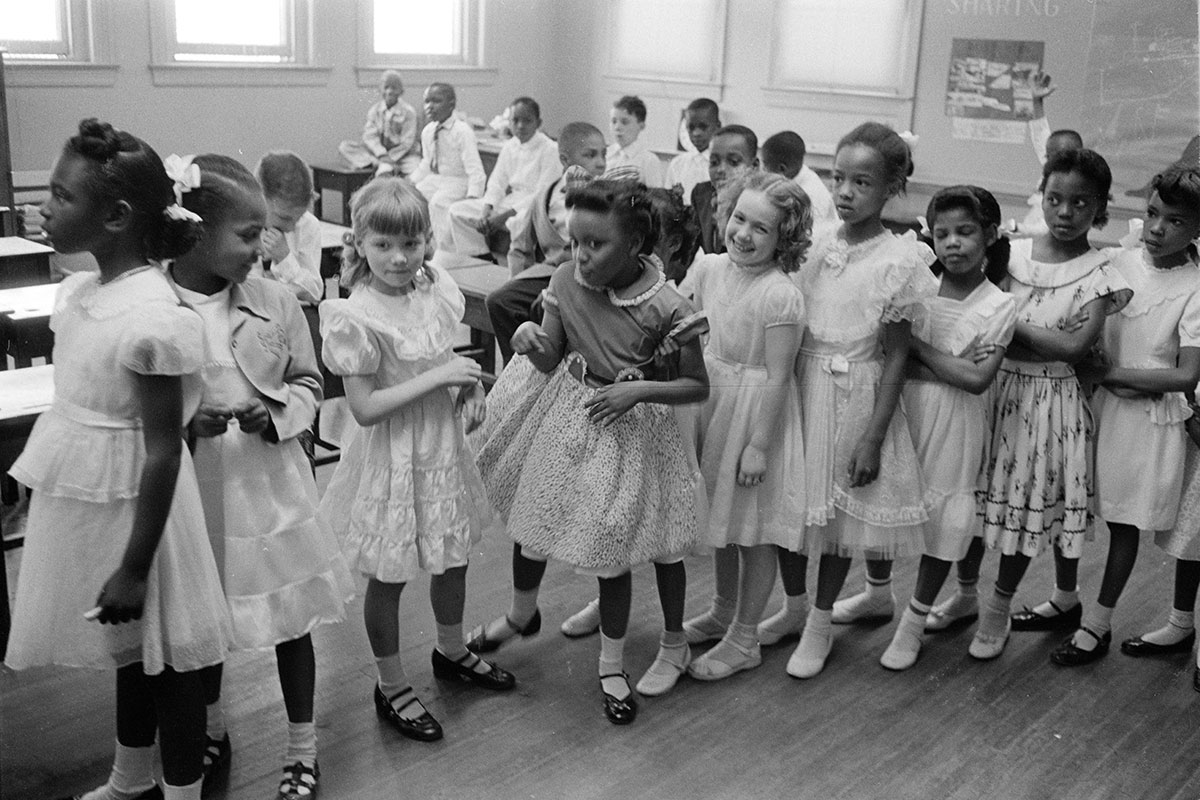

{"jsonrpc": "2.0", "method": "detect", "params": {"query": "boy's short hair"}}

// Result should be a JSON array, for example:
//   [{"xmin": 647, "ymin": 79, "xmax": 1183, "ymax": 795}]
[
  {"xmin": 511, "ymin": 96, "xmax": 541, "ymax": 120},
  {"xmin": 762, "ymin": 131, "xmax": 806, "ymax": 168},
  {"xmin": 381, "ymin": 70, "xmax": 404, "ymax": 91},
  {"xmin": 558, "ymin": 121, "xmax": 604, "ymax": 153},
  {"xmin": 686, "ymin": 98, "xmax": 720, "ymax": 119},
  {"xmin": 613, "ymin": 95, "xmax": 647, "ymax": 123},
  {"xmin": 714, "ymin": 125, "xmax": 758, "ymax": 159},
  {"xmin": 256, "ymin": 151, "xmax": 313, "ymax": 207},
  {"xmin": 1048, "ymin": 129, "xmax": 1084, "ymax": 150},
  {"xmin": 427, "ymin": 82, "xmax": 456, "ymax": 102}
]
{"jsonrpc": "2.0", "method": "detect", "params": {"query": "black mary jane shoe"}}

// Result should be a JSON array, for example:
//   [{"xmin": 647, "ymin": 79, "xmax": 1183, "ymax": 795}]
[
  {"xmin": 1011, "ymin": 601, "xmax": 1082, "ymax": 632},
  {"xmin": 1050, "ymin": 627, "xmax": 1111, "ymax": 667},
  {"xmin": 600, "ymin": 672, "xmax": 638, "ymax": 725},
  {"xmin": 373, "ymin": 684, "xmax": 443, "ymax": 742},
  {"xmin": 432, "ymin": 648, "xmax": 516, "ymax": 691},
  {"xmin": 278, "ymin": 760, "xmax": 319, "ymax": 800},
  {"xmin": 465, "ymin": 609, "xmax": 542, "ymax": 654},
  {"xmin": 1120, "ymin": 629, "xmax": 1196, "ymax": 657}
]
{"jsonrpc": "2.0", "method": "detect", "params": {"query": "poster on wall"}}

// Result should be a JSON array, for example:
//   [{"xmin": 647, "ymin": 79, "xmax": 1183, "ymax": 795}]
[{"xmin": 945, "ymin": 38, "xmax": 1045, "ymax": 144}]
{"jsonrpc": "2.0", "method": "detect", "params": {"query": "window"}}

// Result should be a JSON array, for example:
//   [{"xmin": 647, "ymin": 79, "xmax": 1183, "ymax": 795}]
[
  {"xmin": 0, "ymin": 0, "xmax": 97, "ymax": 62},
  {"xmin": 603, "ymin": 0, "xmax": 727, "ymax": 100},
  {"xmin": 148, "ymin": 0, "xmax": 328, "ymax": 86},
  {"xmin": 356, "ymin": 0, "xmax": 491, "ymax": 87},
  {"xmin": 158, "ymin": 0, "xmax": 308, "ymax": 64}
]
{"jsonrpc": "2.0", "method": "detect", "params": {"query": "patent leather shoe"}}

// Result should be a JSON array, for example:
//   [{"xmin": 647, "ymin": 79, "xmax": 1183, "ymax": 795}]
[
  {"xmin": 432, "ymin": 648, "xmax": 516, "ymax": 691},
  {"xmin": 1120, "ymin": 629, "xmax": 1196, "ymax": 657},
  {"xmin": 373, "ymin": 684, "xmax": 443, "ymax": 742},
  {"xmin": 1050, "ymin": 627, "xmax": 1110, "ymax": 666},
  {"xmin": 600, "ymin": 672, "xmax": 638, "ymax": 725},
  {"xmin": 1010, "ymin": 601, "xmax": 1082, "ymax": 632},
  {"xmin": 465, "ymin": 609, "xmax": 542, "ymax": 653}
]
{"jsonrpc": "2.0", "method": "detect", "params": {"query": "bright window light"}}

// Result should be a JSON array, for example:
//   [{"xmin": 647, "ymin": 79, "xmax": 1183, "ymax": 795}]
[
  {"xmin": 776, "ymin": 0, "xmax": 909, "ymax": 91},
  {"xmin": 374, "ymin": 0, "xmax": 457, "ymax": 55},
  {"xmin": 0, "ymin": 0, "xmax": 61, "ymax": 41},
  {"xmin": 175, "ymin": 0, "xmax": 285, "ymax": 47}
]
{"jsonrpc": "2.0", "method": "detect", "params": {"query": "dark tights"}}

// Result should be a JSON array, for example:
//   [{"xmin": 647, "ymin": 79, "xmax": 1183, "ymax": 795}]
[{"xmin": 117, "ymin": 662, "xmax": 206, "ymax": 785}]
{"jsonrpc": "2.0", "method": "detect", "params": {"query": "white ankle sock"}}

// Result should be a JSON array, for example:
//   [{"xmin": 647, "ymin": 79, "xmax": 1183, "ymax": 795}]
[
  {"xmin": 1143, "ymin": 609, "xmax": 1196, "ymax": 645},
  {"xmin": 1071, "ymin": 604, "xmax": 1114, "ymax": 650},
  {"xmin": 285, "ymin": 721, "xmax": 317, "ymax": 769},
  {"xmin": 435, "ymin": 621, "xmax": 467, "ymax": 659},
  {"xmin": 957, "ymin": 577, "xmax": 979, "ymax": 598},
  {"xmin": 866, "ymin": 575, "xmax": 893, "ymax": 600},
  {"xmin": 509, "ymin": 588, "xmax": 540, "ymax": 627},
  {"xmin": 881, "ymin": 604, "xmax": 928, "ymax": 670},
  {"xmin": 599, "ymin": 634, "xmax": 629, "ymax": 699},
  {"xmin": 375, "ymin": 653, "xmax": 408, "ymax": 698},
  {"xmin": 162, "ymin": 776, "xmax": 203, "ymax": 800},
  {"xmin": 661, "ymin": 628, "xmax": 686, "ymax": 648},
  {"xmin": 1050, "ymin": 586, "xmax": 1080, "ymax": 610},
  {"xmin": 206, "ymin": 702, "xmax": 226, "ymax": 740},
  {"xmin": 979, "ymin": 590, "xmax": 1013, "ymax": 638},
  {"xmin": 78, "ymin": 742, "xmax": 157, "ymax": 800}
]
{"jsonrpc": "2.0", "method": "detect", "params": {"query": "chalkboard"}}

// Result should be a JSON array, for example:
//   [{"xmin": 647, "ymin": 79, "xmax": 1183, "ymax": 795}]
[{"xmin": 1081, "ymin": 0, "xmax": 1199, "ymax": 197}]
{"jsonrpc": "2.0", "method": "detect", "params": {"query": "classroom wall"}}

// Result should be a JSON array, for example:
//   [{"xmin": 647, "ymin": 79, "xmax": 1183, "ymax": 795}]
[{"xmin": 5, "ymin": 0, "xmax": 590, "ymax": 178}]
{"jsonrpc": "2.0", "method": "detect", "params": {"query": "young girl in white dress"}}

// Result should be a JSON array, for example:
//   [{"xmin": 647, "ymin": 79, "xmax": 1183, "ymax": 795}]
[
  {"xmin": 970, "ymin": 148, "xmax": 1132, "ymax": 660},
  {"xmin": 782, "ymin": 122, "xmax": 938, "ymax": 679},
  {"xmin": 878, "ymin": 186, "xmax": 1017, "ymax": 670},
  {"xmin": 318, "ymin": 177, "xmax": 514, "ymax": 745},
  {"xmin": 168, "ymin": 154, "xmax": 354, "ymax": 798},
  {"xmin": 468, "ymin": 180, "xmax": 710, "ymax": 723},
  {"xmin": 677, "ymin": 172, "xmax": 812, "ymax": 682},
  {"xmin": 4, "ymin": 119, "xmax": 230, "ymax": 800},
  {"xmin": 1066, "ymin": 164, "xmax": 1200, "ymax": 666}
]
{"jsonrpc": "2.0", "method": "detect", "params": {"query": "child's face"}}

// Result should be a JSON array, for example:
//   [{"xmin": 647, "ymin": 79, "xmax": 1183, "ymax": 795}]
[
  {"xmin": 424, "ymin": 87, "xmax": 455, "ymax": 124},
  {"xmin": 831, "ymin": 143, "xmax": 894, "ymax": 227},
  {"xmin": 1143, "ymin": 190, "xmax": 1200, "ymax": 264},
  {"xmin": 930, "ymin": 206, "xmax": 996, "ymax": 278},
  {"xmin": 190, "ymin": 188, "xmax": 267, "ymax": 286},
  {"xmin": 358, "ymin": 226, "xmax": 429, "ymax": 294},
  {"xmin": 610, "ymin": 107, "xmax": 644, "ymax": 149},
  {"xmin": 1041, "ymin": 170, "xmax": 1101, "ymax": 242},
  {"xmin": 569, "ymin": 208, "xmax": 640, "ymax": 288},
  {"xmin": 563, "ymin": 133, "xmax": 607, "ymax": 178},
  {"xmin": 41, "ymin": 153, "xmax": 108, "ymax": 254},
  {"xmin": 685, "ymin": 108, "xmax": 720, "ymax": 152},
  {"xmin": 381, "ymin": 81, "xmax": 402, "ymax": 109},
  {"xmin": 708, "ymin": 134, "xmax": 756, "ymax": 189},
  {"xmin": 725, "ymin": 189, "xmax": 781, "ymax": 269},
  {"xmin": 509, "ymin": 103, "xmax": 541, "ymax": 144},
  {"xmin": 265, "ymin": 198, "xmax": 309, "ymax": 233}
]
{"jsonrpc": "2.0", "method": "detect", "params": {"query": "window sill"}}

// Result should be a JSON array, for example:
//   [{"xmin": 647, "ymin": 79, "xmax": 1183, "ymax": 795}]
[
  {"xmin": 5, "ymin": 62, "xmax": 119, "ymax": 87},
  {"xmin": 601, "ymin": 74, "xmax": 725, "ymax": 102},
  {"xmin": 354, "ymin": 66, "xmax": 498, "ymax": 89},
  {"xmin": 149, "ymin": 63, "xmax": 332, "ymax": 87}
]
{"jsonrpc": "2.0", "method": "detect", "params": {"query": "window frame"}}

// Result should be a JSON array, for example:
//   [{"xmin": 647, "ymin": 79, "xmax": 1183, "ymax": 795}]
[
  {"xmin": 148, "ymin": 0, "xmax": 330, "ymax": 87},
  {"xmin": 354, "ymin": 0, "xmax": 495, "ymax": 89},
  {"xmin": 1, "ymin": 0, "xmax": 117, "ymax": 87}
]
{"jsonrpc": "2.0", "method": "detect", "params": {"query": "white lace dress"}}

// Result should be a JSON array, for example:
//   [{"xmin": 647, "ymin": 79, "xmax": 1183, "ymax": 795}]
[
  {"xmin": 905, "ymin": 281, "xmax": 1017, "ymax": 561},
  {"xmin": 1093, "ymin": 247, "xmax": 1200, "ymax": 531},
  {"xmin": 793, "ymin": 229, "xmax": 939, "ymax": 557},
  {"xmin": 317, "ymin": 269, "xmax": 500, "ymax": 583},
  {"xmin": 5, "ymin": 267, "xmax": 231, "ymax": 674}
]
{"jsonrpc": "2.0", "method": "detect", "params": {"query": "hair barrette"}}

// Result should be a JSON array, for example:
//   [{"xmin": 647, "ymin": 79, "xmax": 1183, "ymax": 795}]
[
  {"xmin": 163, "ymin": 154, "xmax": 201, "ymax": 206},
  {"xmin": 163, "ymin": 203, "xmax": 203, "ymax": 223}
]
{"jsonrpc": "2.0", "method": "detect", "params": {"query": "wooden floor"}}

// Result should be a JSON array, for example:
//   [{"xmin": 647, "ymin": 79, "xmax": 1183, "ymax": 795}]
[{"xmin": 5, "ymin": 472, "xmax": 1200, "ymax": 799}]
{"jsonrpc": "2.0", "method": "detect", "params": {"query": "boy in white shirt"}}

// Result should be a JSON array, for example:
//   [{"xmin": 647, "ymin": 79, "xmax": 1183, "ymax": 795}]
[
  {"xmin": 760, "ymin": 130, "xmax": 838, "ymax": 233},
  {"xmin": 607, "ymin": 95, "xmax": 664, "ymax": 188},
  {"xmin": 447, "ymin": 97, "xmax": 561, "ymax": 258},
  {"xmin": 411, "ymin": 82, "xmax": 488, "ymax": 252},
  {"xmin": 338, "ymin": 70, "xmax": 423, "ymax": 177},
  {"xmin": 253, "ymin": 151, "xmax": 324, "ymax": 305},
  {"xmin": 664, "ymin": 98, "xmax": 721, "ymax": 205}
]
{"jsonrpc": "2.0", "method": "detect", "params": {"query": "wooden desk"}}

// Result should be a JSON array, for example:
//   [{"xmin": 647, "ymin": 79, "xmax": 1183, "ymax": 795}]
[
  {"xmin": 0, "ymin": 282, "xmax": 55, "ymax": 369},
  {"xmin": 312, "ymin": 165, "xmax": 374, "ymax": 227},
  {"xmin": 317, "ymin": 221, "xmax": 351, "ymax": 297},
  {"xmin": 0, "ymin": 236, "xmax": 53, "ymax": 288},
  {"xmin": 443, "ymin": 261, "xmax": 509, "ymax": 376}
]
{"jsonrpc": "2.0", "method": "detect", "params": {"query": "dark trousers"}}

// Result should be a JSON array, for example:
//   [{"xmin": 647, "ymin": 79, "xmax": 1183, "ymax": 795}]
[{"xmin": 485, "ymin": 274, "xmax": 551, "ymax": 365}]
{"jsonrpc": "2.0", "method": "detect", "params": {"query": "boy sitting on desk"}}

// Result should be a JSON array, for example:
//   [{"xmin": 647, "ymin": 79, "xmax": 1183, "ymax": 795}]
[
  {"xmin": 607, "ymin": 95, "xmax": 664, "ymax": 188},
  {"xmin": 485, "ymin": 122, "xmax": 607, "ymax": 364},
  {"xmin": 411, "ymin": 82, "xmax": 488, "ymax": 252},
  {"xmin": 338, "ymin": 70, "xmax": 422, "ymax": 177},
  {"xmin": 760, "ymin": 130, "xmax": 838, "ymax": 233},
  {"xmin": 664, "ymin": 98, "xmax": 721, "ymax": 206},
  {"xmin": 447, "ymin": 96, "xmax": 561, "ymax": 259}
]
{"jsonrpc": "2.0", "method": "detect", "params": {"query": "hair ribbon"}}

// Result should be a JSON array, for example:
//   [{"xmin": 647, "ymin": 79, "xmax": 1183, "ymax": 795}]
[{"xmin": 163, "ymin": 154, "xmax": 203, "ymax": 222}]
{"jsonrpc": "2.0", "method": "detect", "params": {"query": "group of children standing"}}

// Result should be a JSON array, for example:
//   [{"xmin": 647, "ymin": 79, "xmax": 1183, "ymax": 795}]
[{"xmin": 5, "ymin": 84, "xmax": 1200, "ymax": 800}]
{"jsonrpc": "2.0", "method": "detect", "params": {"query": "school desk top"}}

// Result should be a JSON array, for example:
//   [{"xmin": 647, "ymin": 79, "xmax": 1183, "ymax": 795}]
[
  {"xmin": 0, "ymin": 237, "xmax": 53, "ymax": 259},
  {"xmin": 0, "ymin": 364, "xmax": 53, "ymax": 423}
]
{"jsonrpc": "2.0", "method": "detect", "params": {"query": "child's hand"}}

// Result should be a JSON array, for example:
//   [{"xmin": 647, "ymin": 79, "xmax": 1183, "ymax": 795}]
[
  {"xmin": 655, "ymin": 336, "xmax": 682, "ymax": 358},
  {"xmin": 512, "ymin": 322, "xmax": 551, "ymax": 355},
  {"xmin": 1062, "ymin": 309, "xmax": 1090, "ymax": 333},
  {"xmin": 190, "ymin": 404, "xmax": 233, "ymax": 438},
  {"xmin": 233, "ymin": 398, "xmax": 272, "ymax": 435},
  {"xmin": 456, "ymin": 383, "xmax": 486, "ymax": 433},
  {"xmin": 433, "ymin": 356, "xmax": 485, "ymax": 388},
  {"xmin": 737, "ymin": 444, "xmax": 767, "ymax": 487},
  {"xmin": 92, "ymin": 565, "xmax": 147, "ymax": 624},
  {"xmin": 584, "ymin": 382, "xmax": 643, "ymax": 427},
  {"xmin": 1031, "ymin": 70, "xmax": 1056, "ymax": 102},
  {"xmin": 847, "ymin": 437, "xmax": 882, "ymax": 488},
  {"xmin": 261, "ymin": 228, "xmax": 290, "ymax": 263},
  {"xmin": 968, "ymin": 342, "xmax": 999, "ymax": 364}
]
